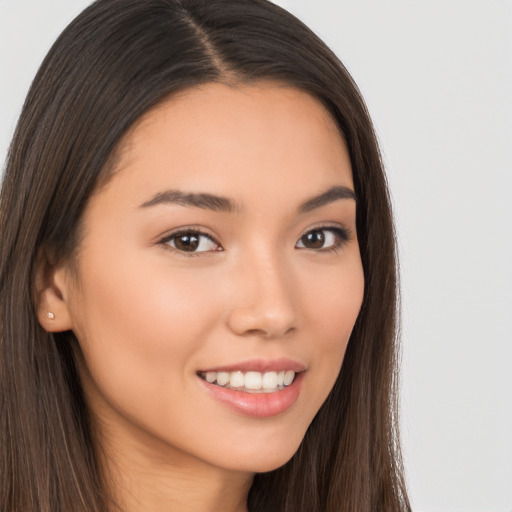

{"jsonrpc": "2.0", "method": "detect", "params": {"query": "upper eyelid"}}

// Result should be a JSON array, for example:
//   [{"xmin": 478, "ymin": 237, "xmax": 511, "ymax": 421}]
[
  {"xmin": 299, "ymin": 225, "xmax": 350, "ymax": 237},
  {"xmin": 299, "ymin": 223, "xmax": 351, "ymax": 237}
]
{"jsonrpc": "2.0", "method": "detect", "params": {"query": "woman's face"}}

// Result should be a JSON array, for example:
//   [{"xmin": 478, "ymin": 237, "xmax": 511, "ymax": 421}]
[{"xmin": 59, "ymin": 83, "xmax": 364, "ymax": 474}]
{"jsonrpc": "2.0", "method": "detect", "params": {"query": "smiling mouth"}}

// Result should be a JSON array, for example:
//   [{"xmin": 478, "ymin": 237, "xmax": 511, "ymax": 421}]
[{"xmin": 197, "ymin": 370, "xmax": 297, "ymax": 393}]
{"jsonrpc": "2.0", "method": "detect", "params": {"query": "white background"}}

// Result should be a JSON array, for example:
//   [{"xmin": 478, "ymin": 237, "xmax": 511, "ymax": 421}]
[{"xmin": 1, "ymin": 2, "xmax": 511, "ymax": 511}]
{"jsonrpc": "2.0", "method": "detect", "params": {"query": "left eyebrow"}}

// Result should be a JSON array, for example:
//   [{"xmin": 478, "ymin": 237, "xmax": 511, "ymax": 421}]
[{"xmin": 298, "ymin": 186, "xmax": 356, "ymax": 213}]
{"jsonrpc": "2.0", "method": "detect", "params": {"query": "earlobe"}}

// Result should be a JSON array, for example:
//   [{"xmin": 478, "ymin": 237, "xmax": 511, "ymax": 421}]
[{"xmin": 35, "ymin": 253, "xmax": 75, "ymax": 333}]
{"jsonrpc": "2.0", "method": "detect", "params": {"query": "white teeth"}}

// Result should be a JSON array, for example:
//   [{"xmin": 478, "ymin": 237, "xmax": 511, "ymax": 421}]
[
  {"xmin": 229, "ymin": 371, "xmax": 245, "ymax": 388},
  {"xmin": 200, "ymin": 370, "xmax": 297, "ymax": 392},
  {"xmin": 284, "ymin": 370, "xmax": 295, "ymax": 386},
  {"xmin": 216, "ymin": 372, "xmax": 230, "ymax": 386},
  {"xmin": 262, "ymin": 371, "xmax": 277, "ymax": 390},
  {"xmin": 244, "ymin": 371, "xmax": 262, "ymax": 390}
]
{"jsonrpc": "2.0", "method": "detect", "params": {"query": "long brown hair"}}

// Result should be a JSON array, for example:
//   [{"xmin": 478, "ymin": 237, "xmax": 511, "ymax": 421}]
[{"xmin": 0, "ymin": 1, "xmax": 410, "ymax": 510}]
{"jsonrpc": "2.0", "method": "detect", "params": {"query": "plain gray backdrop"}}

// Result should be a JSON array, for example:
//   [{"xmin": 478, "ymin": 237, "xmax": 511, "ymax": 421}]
[{"xmin": 1, "ymin": 2, "xmax": 511, "ymax": 511}]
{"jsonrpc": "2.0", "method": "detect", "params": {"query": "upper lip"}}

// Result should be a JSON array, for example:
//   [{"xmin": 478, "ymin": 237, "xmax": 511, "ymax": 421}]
[{"xmin": 198, "ymin": 358, "xmax": 306, "ymax": 373}]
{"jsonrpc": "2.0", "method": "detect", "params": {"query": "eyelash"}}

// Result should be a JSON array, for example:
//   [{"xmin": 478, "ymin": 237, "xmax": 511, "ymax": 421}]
[{"xmin": 158, "ymin": 225, "xmax": 350, "ymax": 256}]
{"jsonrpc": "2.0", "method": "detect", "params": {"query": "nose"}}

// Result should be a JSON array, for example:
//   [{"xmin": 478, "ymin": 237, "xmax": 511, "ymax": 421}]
[{"xmin": 226, "ymin": 251, "xmax": 297, "ymax": 339}]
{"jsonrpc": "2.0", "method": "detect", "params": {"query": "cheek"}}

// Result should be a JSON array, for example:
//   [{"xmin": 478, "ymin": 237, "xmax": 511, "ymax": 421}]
[
  {"xmin": 299, "ymin": 254, "xmax": 364, "ymax": 392},
  {"xmin": 69, "ymin": 255, "xmax": 221, "ymax": 408},
  {"xmin": 75, "ymin": 250, "xmax": 218, "ymax": 341},
  {"xmin": 304, "ymin": 253, "xmax": 364, "ymax": 340}
]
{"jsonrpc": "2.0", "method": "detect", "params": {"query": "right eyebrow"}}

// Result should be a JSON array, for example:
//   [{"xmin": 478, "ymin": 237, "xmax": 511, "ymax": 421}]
[{"xmin": 139, "ymin": 189, "xmax": 240, "ymax": 213}]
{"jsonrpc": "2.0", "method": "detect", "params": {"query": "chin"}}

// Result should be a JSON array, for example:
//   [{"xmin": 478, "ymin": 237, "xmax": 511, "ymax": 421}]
[
  {"xmin": 248, "ymin": 452, "xmax": 298, "ymax": 473},
  {"xmin": 218, "ymin": 435, "xmax": 305, "ymax": 474}
]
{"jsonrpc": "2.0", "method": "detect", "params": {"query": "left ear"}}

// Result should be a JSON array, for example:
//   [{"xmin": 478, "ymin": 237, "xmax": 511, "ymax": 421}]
[{"xmin": 34, "ymin": 251, "xmax": 75, "ymax": 333}]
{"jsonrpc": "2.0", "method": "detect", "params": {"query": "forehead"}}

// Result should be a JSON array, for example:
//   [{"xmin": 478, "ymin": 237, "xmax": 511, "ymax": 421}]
[{"xmin": 101, "ymin": 82, "xmax": 353, "ymax": 206}]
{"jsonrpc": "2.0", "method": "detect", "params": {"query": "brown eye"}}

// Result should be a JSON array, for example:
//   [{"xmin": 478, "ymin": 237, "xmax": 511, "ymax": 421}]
[
  {"xmin": 174, "ymin": 232, "xmax": 200, "ymax": 251},
  {"xmin": 165, "ymin": 230, "xmax": 219, "ymax": 253},
  {"xmin": 300, "ymin": 230, "xmax": 325, "ymax": 249},
  {"xmin": 296, "ymin": 227, "xmax": 349, "ymax": 251}
]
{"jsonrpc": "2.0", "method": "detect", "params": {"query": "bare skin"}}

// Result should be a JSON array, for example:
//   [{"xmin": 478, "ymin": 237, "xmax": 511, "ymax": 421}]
[{"xmin": 37, "ymin": 83, "xmax": 364, "ymax": 512}]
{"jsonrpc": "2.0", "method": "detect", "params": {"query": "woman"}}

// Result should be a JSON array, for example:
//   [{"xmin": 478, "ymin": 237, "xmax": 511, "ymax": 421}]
[{"xmin": 0, "ymin": 1, "xmax": 410, "ymax": 511}]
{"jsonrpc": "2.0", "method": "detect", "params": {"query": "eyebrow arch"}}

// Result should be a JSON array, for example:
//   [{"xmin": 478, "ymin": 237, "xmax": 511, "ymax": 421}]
[
  {"xmin": 139, "ymin": 190, "xmax": 239, "ymax": 213},
  {"xmin": 298, "ymin": 186, "xmax": 356, "ymax": 213}
]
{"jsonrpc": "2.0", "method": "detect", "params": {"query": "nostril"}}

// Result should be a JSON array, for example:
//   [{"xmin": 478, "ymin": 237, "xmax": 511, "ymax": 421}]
[
  {"xmin": 241, "ymin": 325, "xmax": 296, "ymax": 340},
  {"xmin": 225, "ymin": 268, "xmax": 297, "ymax": 338}
]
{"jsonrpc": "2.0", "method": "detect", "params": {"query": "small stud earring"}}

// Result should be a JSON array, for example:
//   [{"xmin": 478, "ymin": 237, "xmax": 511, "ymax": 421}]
[{"xmin": 46, "ymin": 312, "xmax": 55, "ymax": 320}]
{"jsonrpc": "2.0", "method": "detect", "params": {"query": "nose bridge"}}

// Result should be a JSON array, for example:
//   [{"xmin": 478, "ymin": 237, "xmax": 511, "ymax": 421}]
[{"xmin": 227, "ymin": 241, "xmax": 297, "ymax": 338}]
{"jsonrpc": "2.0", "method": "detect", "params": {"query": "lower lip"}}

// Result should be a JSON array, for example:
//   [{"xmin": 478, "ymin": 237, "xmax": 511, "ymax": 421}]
[{"xmin": 198, "ymin": 372, "xmax": 304, "ymax": 418}]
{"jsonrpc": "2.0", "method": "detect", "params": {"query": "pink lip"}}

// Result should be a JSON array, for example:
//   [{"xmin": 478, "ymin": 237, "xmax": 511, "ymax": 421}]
[
  {"xmin": 198, "ymin": 358, "xmax": 306, "ymax": 373},
  {"xmin": 198, "ymin": 371, "xmax": 305, "ymax": 418}
]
